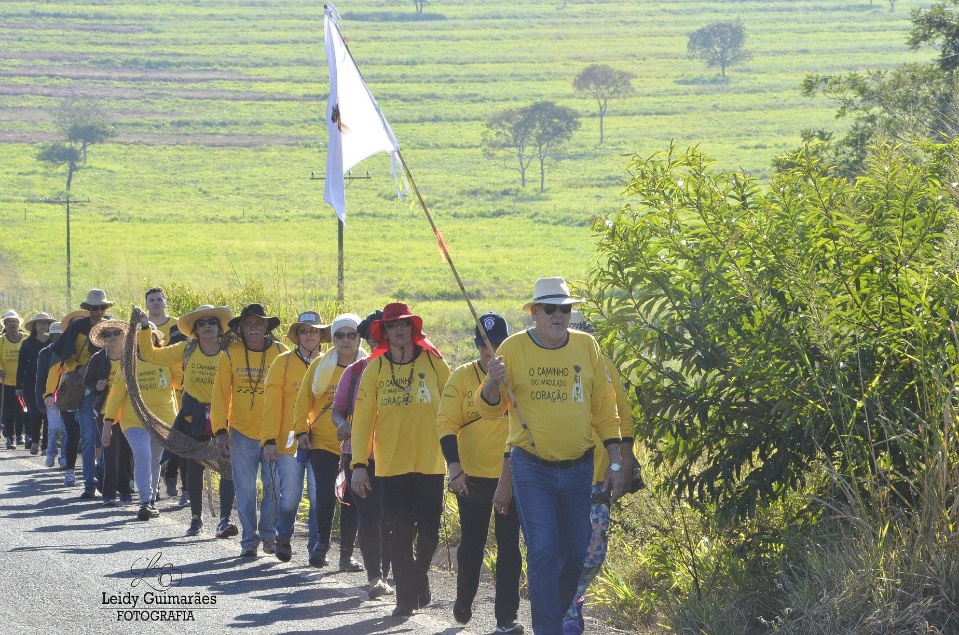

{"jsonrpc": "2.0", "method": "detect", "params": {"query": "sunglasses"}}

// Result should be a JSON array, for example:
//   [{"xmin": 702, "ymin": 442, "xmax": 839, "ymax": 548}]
[
  {"xmin": 541, "ymin": 304, "xmax": 572, "ymax": 315},
  {"xmin": 384, "ymin": 319, "xmax": 412, "ymax": 330},
  {"xmin": 196, "ymin": 318, "xmax": 220, "ymax": 327},
  {"xmin": 334, "ymin": 331, "xmax": 358, "ymax": 340},
  {"xmin": 89, "ymin": 306, "xmax": 107, "ymax": 312},
  {"xmin": 102, "ymin": 329, "xmax": 124, "ymax": 338},
  {"xmin": 297, "ymin": 327, "xmax": 321, "ymax": 336}
]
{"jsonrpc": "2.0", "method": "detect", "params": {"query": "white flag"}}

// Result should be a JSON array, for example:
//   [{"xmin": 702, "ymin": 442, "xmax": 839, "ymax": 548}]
[{"xmin": 323, "ymin": 4, "xmax": 400, "ymax": 224}]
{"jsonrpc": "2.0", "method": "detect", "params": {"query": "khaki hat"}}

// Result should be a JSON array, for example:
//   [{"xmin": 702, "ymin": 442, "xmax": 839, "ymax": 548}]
[
  {"xmin": 287, "ymin": 311, "xmax": 331, "ymax": 345},
  {"xmin": 58, "ymin": 309, "xmax": 90, "ymax": 334},
  {"xmin": 569, "ymin": 310, "xmax": 596, "ymax": 334},
  {"xmin": 48, "ymin": 322, "xmax": 63, "ymax": 336},
  {"xmin": 89, "ymin": 319, "xmax": 128, "ymax": 348},
  {"xmin": 177, "ymin": 305, "xmax": 233, "ymax": 338},
  {"xmin": 23, "ymin": 312, "xmax": 55, "ymax": 333},
  {"xmin": 521, "ymin": 277, "xmax": 583, "ymax": 314},
  {"xmin": 80, "ymin": 288, "xmax": 114, "ymax": 310}
]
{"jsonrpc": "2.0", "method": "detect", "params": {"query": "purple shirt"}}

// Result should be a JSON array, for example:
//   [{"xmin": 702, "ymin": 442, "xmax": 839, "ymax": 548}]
[{"xmin": 334, "ymin": 357, "xmax": 370, "ymax": 457}]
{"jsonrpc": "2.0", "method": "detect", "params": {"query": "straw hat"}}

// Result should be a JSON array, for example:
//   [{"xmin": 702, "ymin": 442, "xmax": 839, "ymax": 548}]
[
  {"xmin": 80, "ymin": 288, "xmax": 114, "ymax": 310},
  {"xmin": 89, "ymin": 319, "xmax": 128, "ymax": 348},
  {"xmin": 286, "ymin": 311, "xmax": 331, "ymax": 345},
  {"xmin": 177, "ymin": 305, "xmax": 233, "ymax": 338},
  {"xmin": 1, "ymin": 310, "xmax": 23, "ymax": 329},
  {"xmin": 228, "ymin": 303, "xmax": 280, "ymax": 333},
  {"xmin": 521, "ymin": 277, "xmax": 583, "ymax": 314},
  {"xmin": 23, "ymin": 312, "xmax": 55, "ymax": 333},
  {"xmin": 58, "ymin": 309, "xmax": 90, "ymax": 334},
  {"xmin": 569, "ymin": 310, "xmax": 596, "ymax": 334}
]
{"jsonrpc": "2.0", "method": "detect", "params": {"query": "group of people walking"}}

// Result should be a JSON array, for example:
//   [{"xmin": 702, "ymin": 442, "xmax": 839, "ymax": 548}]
[{"xmin": 0, "ymin": 276, "xmax": 638, "ymax": 635}]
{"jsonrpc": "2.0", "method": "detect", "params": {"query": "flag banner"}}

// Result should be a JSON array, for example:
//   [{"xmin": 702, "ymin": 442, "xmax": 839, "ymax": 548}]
[{"xmin": 323, "ymin": 3, "xmax": 401, "ymax": 224}]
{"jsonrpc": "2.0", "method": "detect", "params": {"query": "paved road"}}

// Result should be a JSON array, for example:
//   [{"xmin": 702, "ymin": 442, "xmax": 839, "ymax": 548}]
[{"xmin": 0, "ymin": 449, "xmax": 622, "ymax": 635}]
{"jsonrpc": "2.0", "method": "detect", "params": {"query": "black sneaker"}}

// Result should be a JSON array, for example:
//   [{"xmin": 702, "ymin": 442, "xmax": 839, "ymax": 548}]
[
  {"xmin": 215, "ymin": 518, "xmax": 238, "ymax": 539},
  {"xmin": 417, "ymin": 590, "xmax": 432, "ymax": 609},
  {"xmin": 339, "ymin": 556, "xmax": 365, "ymax": 572},
  {"xmin": 453, "ymin": 599, "xmax": 472, "ymax": 624},
  {"xmin": 79, "ymin": 488, "xmax": 98, "ymax": 499},
  {"xmin": 308, "ymin": 550, "xmax": 329, "ymax": 568},
  {"xmin": 391, "ymin": 606, "xmax": 415, "ymax": 619},
  {"xmin": 185, "ymin": 516, "xmax": 203, "ymax": 536},
  {"xmin": 275, "ymin": 538, "xmax": 292, "ymax": 562},
  {"xmin": 165, "ymin": 477, "xmax": 178, "ymax": 497},
  {"xmin": 146, "ymin": 502, "xmax": 160, "ymax": 518},
  {"xmin": 137, "ymin": 504, "xmax": 153, "ymax": 521}
]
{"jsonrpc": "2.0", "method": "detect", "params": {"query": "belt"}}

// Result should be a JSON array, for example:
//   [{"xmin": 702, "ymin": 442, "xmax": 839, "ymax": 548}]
[{"xmin": 515, "ymin": 447, "xmax": 592, "ymax": 469}]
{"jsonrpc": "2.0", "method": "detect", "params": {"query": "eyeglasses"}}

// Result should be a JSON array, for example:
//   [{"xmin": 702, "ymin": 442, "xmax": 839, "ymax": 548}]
[
  {"xmin": 384, "ymin": 319, "xmax": 412, "ymax": 330},
  {"xmin": 542, "ymin": 304, "xmax": 572, "ymax": 315},
  {"xmin": 196, "ymin": 318, "xmax": 219, "ymax": 327},
  {"xmin": 102, "ymin": 329, "xmax": 123, "ymax": 338},
  {"xmin": 334, "ymin": 331, "xmax": 358, "ymax": 340}
]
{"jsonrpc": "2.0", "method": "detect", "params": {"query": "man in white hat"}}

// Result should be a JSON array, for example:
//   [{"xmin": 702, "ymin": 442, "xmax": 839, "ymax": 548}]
[
  {"xmin": 0, "ymin": 310, "xmax": 26, "ymax": 449},
  {"xmin": 52, "ymin": 288, "xmax": 114, "ymax": 492},
  {"xmin": 479, "ymin": 276, "xmax": 626, "ymax": 635}
]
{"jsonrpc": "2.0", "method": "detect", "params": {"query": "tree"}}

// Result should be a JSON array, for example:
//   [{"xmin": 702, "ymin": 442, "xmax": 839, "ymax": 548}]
[
  {"xmin": 482, "ymin": 101, "xmax": 580, "ymax": 192},
  {"xmin": 908, "ymin": 0, "xmax": 959, "ymax": 72},
  {"xmin": 687, "ymin": 21, "xmax": 751, "ymax": 78},
  {"xmin": 55, "ymin": 99, "xmax": 115, "ymax": 162},
  {"xmin": 573, "ymin": 64, "xmax": 634, "ymax": 144},
  {"xmin": 584, "ymin": 142, "xmax": 959, "ymax": 519},
  {"xmin": 36, "ymin": 143, "xmax": 82, "ymax": 190}
]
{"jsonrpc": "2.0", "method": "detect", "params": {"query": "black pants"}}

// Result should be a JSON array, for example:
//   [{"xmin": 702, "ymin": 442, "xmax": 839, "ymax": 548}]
[
  {"xmin": 309, "ymin": 449, "xmax": 341, "ymax": 556},
  {"xmin": 344, "ymin": 457, "xmax": 391, "ymax": 581},
  {"xmin": 1, "ymin": 385, "xmax": 26, "ymax": 440},
  {"xmin": 383, "ymin": 473, "xmax": 444, "ymax": 610},
  {"xmin": 455, "ymin": 476, "xmax": 522, "ymax": 626},
  {"xmin": 100, "ymin": 421, "xmax": 132, "ymax": 500},
  {"xmin": 163, "ymin": 454, "xmax": 187, "ymax": 489},
  {"xmin": 62, "ymin": 409, "xmax": 80, "ymax": 468},
  {"xmin": 22, "ymin": 383, "xmax": 44, "ymax": 444},
  {"xmin": 184, "ymin": 457, "xmax": 235, "ymax": 519}
]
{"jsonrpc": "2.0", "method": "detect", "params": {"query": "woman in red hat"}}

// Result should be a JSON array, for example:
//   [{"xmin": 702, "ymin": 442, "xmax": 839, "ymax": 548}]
[{"xmin": 350, "ymin": 302, "xmax": 450, "ymax": 618}]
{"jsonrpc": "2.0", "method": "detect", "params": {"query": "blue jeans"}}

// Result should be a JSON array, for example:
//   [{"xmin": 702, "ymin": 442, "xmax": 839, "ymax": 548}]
[
  {"xmin": 45, "ymin": 404, "xmax": 66, "ymax": 461},
  {"xmin": 308, "ymin": 448, "xmax": 341, "ymax": 557},
  {"xmin": 274, "ymin": 453, "xmax": 306, "ymax": 541},
  {"xmin": 123, "ymin": 427, "xmax": 163, "ymax": 504},
  {"xmin": 510, "ymin": 447, "xmax": 593, "ymax": 635},
  {"xmin": 77, "ymin": 392, "xmax": 103, "ymax": 489},
  {"xmin": 230, "ymin": 429, "xmax": 277, "ymax": 550}
]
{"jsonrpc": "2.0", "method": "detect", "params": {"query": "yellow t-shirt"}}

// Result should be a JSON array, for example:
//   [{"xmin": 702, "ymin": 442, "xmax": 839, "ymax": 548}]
[
  {"xmin": 152, "ymin": 316, "xmax": 178, "ymax": 343},
  {"xmin": 137, "ymin": 331, "xmax": 220, "ymax": 404},
  {"xmin": 0, "ymin": 333, "xmax": 24, "ymax": 387},
  {"xmin": 261, "ymin": 350, "xmax": 320, "ymax": 455},
  {"xmin": 104, "ymin": 357, "xmax": 181, "ymax": 432},
  {"xmin": 293, "ymin": 355, "xmax": 345, "ymax": 456},
  {"xmin": 210, "ymin": 340, "xmax": 286, "ymax": 439},
  {"xmin": 64, "ymin": 331, "xmax": 94, "ymax": 371},
  {"xmin": 477, "ymin": 329, "xmax": 620, "ymax": 462},
  {"xmin": 436, "ymin": 360, "xmax": 509, "ymax": 479},
  {"xmin": 351, "ymin": 351, "xmax": 451, "ymax": 477}
]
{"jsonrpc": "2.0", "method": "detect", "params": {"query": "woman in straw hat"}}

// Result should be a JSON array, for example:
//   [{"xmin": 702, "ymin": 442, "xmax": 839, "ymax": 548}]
[
  {"xmin": 350, "ymin": 302, "xmax": 450, "ymax": 618},
  {"xmin": 137, "ymin": 305, "xmax": 236, "ymax": 536},
  {"xmin": 212, "ymin": 303, "xmax": 287, "ymax": 558},
  {"xmin": 479, "ymin": 277, "xmax": 626, "ymax": 635},
  {"xmin": 41, "ymin": 310, "xmax": 88, "ymax": 477},
  {"xmin": 332, "ymin": 310, "xmax": 393, "ymax": 599},
  {"xmin": 37, "ymin": 319, "xmax": 66, "ymax": 467},
  {"xmin": 101, "ymin": 320, "xmax": 182, "ymax": 519},
  {"xmin": 0, "ymin": 309, "xmax": 26, "ymax": 449},
  {"xmin": 263, "ymin": 311, "xmax": 332, "ymax": 564},
  {"xmin": 17, "ymin": 313, "xmax": 56, "ymax": 454},
  {"xmin": 437, "ymin": 313, "xmax": 523, "ymax": 635}
]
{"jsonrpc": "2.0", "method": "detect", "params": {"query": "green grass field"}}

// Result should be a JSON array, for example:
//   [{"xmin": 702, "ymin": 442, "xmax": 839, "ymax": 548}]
[{"xmin": 0, "ymin": 0, "xmax": 933, "ymax": 361}]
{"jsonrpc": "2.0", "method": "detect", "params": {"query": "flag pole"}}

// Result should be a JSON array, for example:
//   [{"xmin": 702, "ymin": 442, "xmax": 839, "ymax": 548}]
[{"xmin": 394, "ymin": 149, "xmax": 541, "ymax": 458}]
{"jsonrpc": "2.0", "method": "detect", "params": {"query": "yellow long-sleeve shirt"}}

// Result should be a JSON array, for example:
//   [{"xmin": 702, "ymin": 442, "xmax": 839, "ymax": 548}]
[
  {"xmin": 45, "ymin": 359, "xmax": 66, "ymax": 400},
  {"xmin": 351, "ymin": 351, "xmax": 450, "ymax": 477},
  {"xmin": 210, "ymin": 340, "xmax": 286, "ymax": 439},
  {"xmin": 436, "ymin": 360, "xmax": 509, "ymax": 479},
  {"xmin": 104, "ymin": 357, "xmax": 181, "ymax": 432},
  {"xmin": 477, "ymin": 329, "xmax": 620, "ymax": 462},
  {"xmin": 0, "ymin": 333, "xmax": 24, "ymax": 387},
  {"xmin": 64, "ymin": 331, "xmax": 93, "ymax": 372},
  {"xmin": 591, "ymin": 355, "xmax": 634, "ymax": 484},
  {"xmin": 262, "ymin": 350, "xmax": 321, "ymax": 454},
  {"xmin": 137, "ymin": 330, "xmax": 220, "ymax": 404},
  {"xmin": 292, "ymin": 354, "xmax": 344, "ymax": 456}
]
